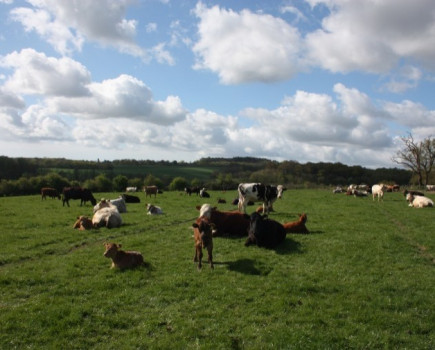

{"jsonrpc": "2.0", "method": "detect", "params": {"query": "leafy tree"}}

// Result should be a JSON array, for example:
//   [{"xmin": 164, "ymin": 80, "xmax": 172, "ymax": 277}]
[
  {"xmin": 113, "ymin": 175, "xmax": 129, "ymax": 192},
  {"xmin": 392, "ymin": 134, "xmax": 435, "ymax": 186},
  {"xmin": 144, "ymin": 174, "xmax": 163, "ymax": 189},
  {"xmin": 169, "ymin": 177, "xmax": 188, "ymax": 191}
]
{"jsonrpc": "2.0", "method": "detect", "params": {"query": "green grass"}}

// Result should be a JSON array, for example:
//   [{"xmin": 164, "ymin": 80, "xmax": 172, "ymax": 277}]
[{"xmin": 0, "ymin": 190, "xmax": 434, "ymax": 349}]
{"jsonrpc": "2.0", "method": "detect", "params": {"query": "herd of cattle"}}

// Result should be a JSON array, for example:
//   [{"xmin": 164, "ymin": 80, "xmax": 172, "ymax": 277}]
[{"xmin": 40, "ymin": 181, "xmax": 433, "ymax": 269}]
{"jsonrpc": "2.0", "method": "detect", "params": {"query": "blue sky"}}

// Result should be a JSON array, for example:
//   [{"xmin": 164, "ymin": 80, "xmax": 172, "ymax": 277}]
[{"xmin": 1, "ymin": 0, "xmax": 434, "ymax": 168}]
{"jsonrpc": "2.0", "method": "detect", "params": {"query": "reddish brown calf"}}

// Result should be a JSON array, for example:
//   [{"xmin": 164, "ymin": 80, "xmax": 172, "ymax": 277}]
[
  {"xmin": 73, "ymin": 215, "xmax": 93, "ymax": 230},
  {"xmin": 282, "ymin": 213, "xmax": 309, "ymax": 234},
  {"xmin": 103, "ymin": 243, "xmax": 144, "ymax": 269},
  {"xmin": 192, "ymin": 218, "xmax": 215, "ymax": 270}
]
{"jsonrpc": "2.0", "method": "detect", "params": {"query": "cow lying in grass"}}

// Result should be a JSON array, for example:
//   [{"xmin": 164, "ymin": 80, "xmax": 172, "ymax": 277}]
[
  {"xmin": 283, "ymin": 213, "xmax": 309, "ymax": 234},
  {"xmin": 103, "ymin": 243, "xmax": 144, "ymax": 269},
  {"xmin": 147, "ymin": 203, "xmax": 163, "ymax": 215},
  {"xmin": 245, "ymin": 212, "xmax": 286, "ymax": 248},
  {"xmin": 192, "ymin": 217, "xmax": 215, "ymax": 269},
  {"xmin": 73, "ymin": 215, "xmax": 93, "ymax": 230},
  {"xmin": 92, "ymin": 201, "xmax": 122, "ymax": 228},
  {"xmin": 406, "ymin": 193, "xmax": 434, "ymax": 208}
]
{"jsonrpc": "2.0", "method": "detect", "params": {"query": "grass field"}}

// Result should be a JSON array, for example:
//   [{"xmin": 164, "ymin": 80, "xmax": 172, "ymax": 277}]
[{"xmin": 0, "ymin": 189, "xmax": 434, "ymax": 349}]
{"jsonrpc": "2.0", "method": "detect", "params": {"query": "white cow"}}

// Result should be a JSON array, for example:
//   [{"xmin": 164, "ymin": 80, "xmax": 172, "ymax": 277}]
[
  {"xmin": 406, "ymin": 193, "xmax": 434, "ymax": 208},
  {"xmin": 372, "ymin": 184, "xmax": 386, "ymax": 201},
  {"xmin": 427, "ymin": 185, "xmax": 435, "ymax": 191},
  {"xmin": 93, "ymin": 197, "xmax": 126, "ymax": 213},
  {"xmin": 92, "ymin": 207, "xmax": 122, "ymax": 228}
]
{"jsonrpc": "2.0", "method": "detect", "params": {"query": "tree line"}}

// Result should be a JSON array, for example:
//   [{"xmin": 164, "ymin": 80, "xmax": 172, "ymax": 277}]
[{"xmin": 0, "ymin": 155, "xmax": 419, "ymax": 197}]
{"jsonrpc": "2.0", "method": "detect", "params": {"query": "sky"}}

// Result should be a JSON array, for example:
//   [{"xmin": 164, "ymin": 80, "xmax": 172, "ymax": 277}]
[{"xmin": 0, "ymin": 0, "xmax": 435, "ymax": 169}]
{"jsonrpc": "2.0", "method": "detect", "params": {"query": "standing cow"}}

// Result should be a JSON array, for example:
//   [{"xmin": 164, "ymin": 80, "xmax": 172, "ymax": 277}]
[
  {"xmin": 62, "ymin": 187, "xmax": 97, "ymax": 207},
  {"xmin": 144, "ymin": 186, "xmax": 158, "ymax": 198},
  {"xmin": 41, "ymin": 187, "xmax": 60, "ymax": 200},
  {"xmin": 238, "ymin": 183, "xmax": 286, "ymax": 214}
]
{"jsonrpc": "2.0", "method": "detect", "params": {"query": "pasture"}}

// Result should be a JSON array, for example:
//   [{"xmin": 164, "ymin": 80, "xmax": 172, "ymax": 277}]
[{"xmin": 0, "ymin": 189, "xmax": 434, "ymax": 349}]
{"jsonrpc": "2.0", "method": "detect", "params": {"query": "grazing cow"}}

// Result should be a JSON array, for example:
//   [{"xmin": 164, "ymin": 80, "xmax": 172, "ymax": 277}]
[
  {"xmin": 245, "ymin": 212, "xmax": 287, "ymax": 248},
  {"xmin": 283, "ymin": 213, "xmax": 309, "ymax": 234},
  {"xmin": 146, "ymin": 203, "xmax": 163, "ymax": 215},
  {"xmin": 144, "ymin": 185, "xmax": 158, "ymax": 198},
  {"xmin": 238, "ymin": 183, "xmax": 286, "ymax": 214},
  {"xmin": 126, "ymin": 187, "xmax": 137, "ymax": 192},
  {"xmin": 121, "ymin": 193, "xmax": 141, "ymax": 203},
  {"xmin": 185, "ymin": 186, "xmax": 200, "ymax": 196},
  {"xmin": 41, "ymin": 187, "xmax": 60, "ymax": 200},
  {"xmin": 73, "ymin": 215, "xmax": 93, "ymax": 230},
  {"xmin": 103, "ymin": 243, "xmax": 144, "ymax": 269},
  {"xmin": 197, "ymin": 204, "xmax": 250, "ymax": 237},
  {"xmin": 92, "ymin": 206, "xmax": 122, "ymax": 229},
  {"xmin": 62, "ymin": 187, "xmax": 97, "ymax": 207},
  {"xmin": 200, "ymin": 188, "xmax": 210, "ymax": 198},
  {"xmin": 192, "ymin": 217, "xmax": 215, "ymax": 269},
  {"xmin": 372, "ymin": 184, "xmax": 386, "ymax": 201},
  {"xmin": 406, "ymin": 193, "xmax": 434, "ymax": 208}
]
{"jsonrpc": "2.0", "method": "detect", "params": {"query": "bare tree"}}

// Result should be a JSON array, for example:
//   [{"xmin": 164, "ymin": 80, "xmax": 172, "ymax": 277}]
[{"xmin": 392, "ymin": 133, "xmax": 435, "ymax": 186}]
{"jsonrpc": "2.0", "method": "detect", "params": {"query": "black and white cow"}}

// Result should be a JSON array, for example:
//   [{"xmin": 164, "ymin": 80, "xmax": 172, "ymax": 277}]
[{"xmin": 237, "ymin": 183, "xmax": 285, "ymax": 214}]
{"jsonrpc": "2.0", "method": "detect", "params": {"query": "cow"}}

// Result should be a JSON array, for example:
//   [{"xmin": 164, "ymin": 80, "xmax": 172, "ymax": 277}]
[
  {"xmin": 73, "ymin": 215, "xmax": 93, "ymax": 230},
  {"xmin": 200, "ymin": 188, "xmax": 210, "ymax": 198},
  {"xmin": 238, "ymin": 183, "xmax": 286, "ymax": 214},
  {"xmin": 406, "ymin": 193, "xmax": 434, "ymax": 208},
  {"xmin": 403, "ymin": 189, "xmax": 425, "ymax": 197},
  {"xmin": 245, "ymin": 212, "xmax": 287, "ymax": 248},
  {"xmin": 144, "ymin": 186, "xmax": 158, "ymax": 198},
  {"xmin": 283, "ymin": 213, "xmax": 309, "ymax": 234},
  {"xmin": 192, "ymin": 217, "xmax": 215, "ymax": 269},
  {"xmin": 185, "ymin": 187, "xmax": 200, "ymax": 196},
  {"xmin": 372, "ymin": 184, "xmax": 386, "ymax": 201},
  {"xmin": 217, "ymin": 198, "xmax": 226, "ymax": 204},
  {"xmin": 92, "ymin": 205, "xmax": 122, "ymax": 229},
  {"xmin": 197, "ymin": 204, "xmax": 250, "ymax": 237},
  {"xmin": 146, "ymin": 203, "xmax": 163, "ymax": 215},
  {"xmin": 126, "ymin": 187, "xmax": 137, "ymax": 192},
  {"xmin": 427, "ymin": 185, "xmax": 435, "ymax": 191},
  {"xmin": 62, "ymin": 187, "xmax": 97, "ymax": 207},
  {"xmin": 41, "ymin": 187, "xmax": 60, "ymax": 200},
  {"xmin": 121, "ymin": 193, "xmax": 141, "ymax": 203},
  {"xmin": 103, "ymin": 243, "xmax": 144, "ymax": 269},
  {"xmin": 108, "ymin": 196, "xmax": 127, "ymax": 213}
]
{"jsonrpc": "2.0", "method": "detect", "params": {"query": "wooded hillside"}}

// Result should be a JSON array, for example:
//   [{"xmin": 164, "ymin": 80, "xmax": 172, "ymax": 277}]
[{"xmin": 0, "ymin": 155, "xmax": 413, "ymax": 196}]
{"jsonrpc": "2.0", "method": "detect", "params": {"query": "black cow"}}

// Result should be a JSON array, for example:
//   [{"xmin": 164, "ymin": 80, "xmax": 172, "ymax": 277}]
[
  {"xmin": 238, "ymin": 183, "xmax": 286, "ymax": 214},
  {"xmin": 185, "ymin": 186, "xmax": 200, "ymax": 196},
  {"xmin": 62, "ymin": 187, "xmax": 97, "ymax": 207},
  {"xmin": 121, "ymin": 194, "xmax": 141, "ymax": 203},
  {"xmin": 245, "ymin": 212, "xmax": 286, "ymax": 248}
]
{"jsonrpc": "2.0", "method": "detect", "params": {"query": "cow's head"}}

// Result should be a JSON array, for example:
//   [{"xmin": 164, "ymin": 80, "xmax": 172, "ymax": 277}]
[{"xmin": 103, "ymin": 243, "xmax": 121, "ymax": 258}]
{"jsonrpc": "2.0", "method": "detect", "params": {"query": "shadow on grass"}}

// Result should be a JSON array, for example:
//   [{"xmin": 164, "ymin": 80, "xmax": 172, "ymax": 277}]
[{"xmin": 222, "ymin": 259, "xmax": 273, "ymax": 276}]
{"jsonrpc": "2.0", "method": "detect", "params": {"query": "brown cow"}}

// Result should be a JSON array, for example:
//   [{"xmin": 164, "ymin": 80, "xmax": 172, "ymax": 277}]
[
  {"xmin": 144, "ymin": 186, "xmax": 158, "ymax": 198},
  {"xmin": 73, "ymin": 215, "xmax": 93, "ymax": 230},
  {"xmin": 196, "ymin": 204, "xmax": 250, "ymax": 237},
  {"xmin": 282, "ymin": 213, "xmax": 309, "ymax": 234},
  {"xmin": 103, "ymin": 243, "xmax": 144, "ymax": 269},
  {"xmin": 41, "ymin": 187, "xmax": 60, "ymax": 200},
  {"xmin": 192, "ymin": 217, "xmax": 215, "ymax": 270}
]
